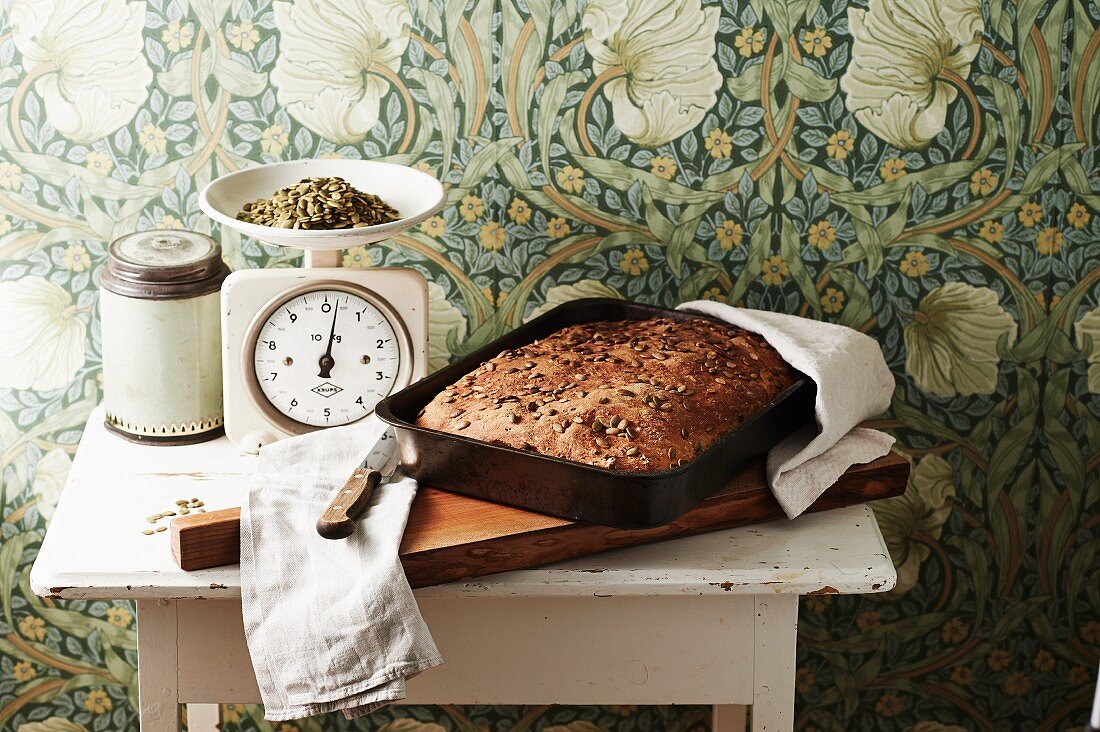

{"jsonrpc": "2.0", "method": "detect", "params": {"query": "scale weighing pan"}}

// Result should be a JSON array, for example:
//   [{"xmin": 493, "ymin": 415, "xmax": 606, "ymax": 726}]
[{"xmin": 199, "ymin": 159, "xmax": 446, "ymax": 249}]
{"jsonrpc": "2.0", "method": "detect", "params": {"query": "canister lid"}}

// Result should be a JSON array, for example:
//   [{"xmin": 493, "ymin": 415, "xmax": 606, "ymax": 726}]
[{"xmin": 101, "ymin": 230, "xmax": 229, "ymax": 299}]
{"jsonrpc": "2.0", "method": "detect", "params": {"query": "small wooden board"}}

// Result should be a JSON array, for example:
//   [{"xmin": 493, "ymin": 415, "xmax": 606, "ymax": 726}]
[{"xmin": 171, "ymin": 453, "xmax": 909, "ymax": 587}]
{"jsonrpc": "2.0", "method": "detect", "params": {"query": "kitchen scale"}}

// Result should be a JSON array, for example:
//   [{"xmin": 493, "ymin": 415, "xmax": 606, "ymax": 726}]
[{"xmin": 200, "ymin": 159, "xmax": 445, "ymax": 452}]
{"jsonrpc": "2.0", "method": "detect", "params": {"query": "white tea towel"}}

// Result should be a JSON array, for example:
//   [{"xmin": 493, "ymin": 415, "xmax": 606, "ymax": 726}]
[
  {"xmin": 679, "ymin": 301, "xmax": 896, "ymax": 518},
  {"xmin": 241, "ymin": 415, "xmax": 441, "ymax": 721}
]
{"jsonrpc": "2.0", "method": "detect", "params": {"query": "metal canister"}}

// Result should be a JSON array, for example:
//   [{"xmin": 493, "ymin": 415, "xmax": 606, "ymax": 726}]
[{"xmin": 100, "ymin": 230, "xmax": 230, "ymax": 444}]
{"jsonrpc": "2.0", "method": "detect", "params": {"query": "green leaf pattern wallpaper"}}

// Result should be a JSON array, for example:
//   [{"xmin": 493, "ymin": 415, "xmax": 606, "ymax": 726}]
[{"xmin": 0, "ymin": 0, "xmax": 1097, "ymax": 729}]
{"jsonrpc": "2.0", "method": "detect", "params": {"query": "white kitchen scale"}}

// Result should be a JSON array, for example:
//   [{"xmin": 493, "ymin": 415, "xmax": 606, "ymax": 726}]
[{"xmin": 200, "ymin": 159, "xmax": 445, "ymax": 452}]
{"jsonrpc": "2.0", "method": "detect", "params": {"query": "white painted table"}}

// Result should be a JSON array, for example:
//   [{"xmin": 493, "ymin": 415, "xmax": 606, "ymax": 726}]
[{"xmin": 32, "ymin": 408, "xmax": 896, "ymax": 732}]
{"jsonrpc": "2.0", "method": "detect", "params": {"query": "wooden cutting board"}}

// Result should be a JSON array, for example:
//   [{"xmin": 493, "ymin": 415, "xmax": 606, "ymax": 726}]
[{"xmin": 171, "ymin": 453, "xmax": 909, "ymax": 587}]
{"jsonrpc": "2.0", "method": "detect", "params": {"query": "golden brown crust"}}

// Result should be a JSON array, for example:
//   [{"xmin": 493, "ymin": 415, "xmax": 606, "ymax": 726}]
[{"xmin": 415, "ymin": 316, "xmax": 798, "ymax": 473}]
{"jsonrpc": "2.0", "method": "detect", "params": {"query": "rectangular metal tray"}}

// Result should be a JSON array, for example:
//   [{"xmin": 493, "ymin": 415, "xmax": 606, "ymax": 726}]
[{"xmin": 376, "ymin": 298, "xmax": 815, "ymax": 529}]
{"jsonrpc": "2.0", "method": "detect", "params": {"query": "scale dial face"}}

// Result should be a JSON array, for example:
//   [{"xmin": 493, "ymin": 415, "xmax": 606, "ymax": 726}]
[{"xmin": 247, "ymin": 285, "xmax": 407, "ymax": 429}]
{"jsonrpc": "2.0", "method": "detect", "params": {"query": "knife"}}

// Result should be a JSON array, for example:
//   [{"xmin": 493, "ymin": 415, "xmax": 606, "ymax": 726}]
[{"xmin": 316, "ymin": 427, "xmax": 400, "ymax": 540}]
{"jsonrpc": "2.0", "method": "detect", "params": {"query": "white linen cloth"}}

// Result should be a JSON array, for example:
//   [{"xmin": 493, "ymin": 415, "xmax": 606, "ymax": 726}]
[
  {"xmin": 240, "ymin": 415, "xmax": 441, "ymax": 721},
  {"xmin": 679, "ymin": 301, "xmax": 896, "ymax": 518}
]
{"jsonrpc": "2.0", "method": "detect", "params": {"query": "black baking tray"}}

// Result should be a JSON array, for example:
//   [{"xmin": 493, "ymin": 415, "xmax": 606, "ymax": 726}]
[{"xmin": 376, "ymin": 298, "xmax": 815, "ymax": 529}]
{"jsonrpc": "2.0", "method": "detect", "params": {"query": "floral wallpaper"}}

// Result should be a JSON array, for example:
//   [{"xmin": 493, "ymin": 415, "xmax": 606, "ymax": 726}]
[{"xmin": 0, "ymin": 0, "xmax": 1097, "ymax": 730}]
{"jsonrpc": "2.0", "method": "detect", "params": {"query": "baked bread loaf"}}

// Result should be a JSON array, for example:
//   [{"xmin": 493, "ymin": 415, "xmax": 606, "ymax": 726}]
[{"xmin": 416, "ymin": 316, "xmax": 798, "ymax": 473}]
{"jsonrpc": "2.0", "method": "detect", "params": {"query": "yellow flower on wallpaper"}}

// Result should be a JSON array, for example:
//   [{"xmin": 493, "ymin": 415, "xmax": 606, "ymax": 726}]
[
  {"xmin": 649, "ymin": 156, "xmax": 677, "ymax": 179},
  {"xmin": 872, "ymin": 454, "xmax": 955, "ymax": 595},
  {"xmin": 377, "ymin": 721, "xmax": 446, "ymax": 732},
  {"xmin": 83, "ymin": 690, "xmax": 112, "ymax": 714},
  {"xmin": 9, "ymin": 0, "xmax": 152, "ymax": 143},
  {"xmin": 987, "ymin": 648, "xmax": 1011, "ymax": 671},
  {"xmin": 807, "ymin": 220, "xmax": 836, "ymax": 249},
  {"xmin": 969, "ymin": 168, "xmax": 997, "ymax": 196},
  {"xmin": 459, "ymin": 195, "xmax": 484, "ymax": 222},
  {"xmin": 801, "ymin": 27, "xmax": 832, "ymax": 57},
  {"xmin": 704, "ymin": 128, "xmax": 732, "ymax": 158},
  {"xmin": 1003, "ymin": 672, "xmax": 1030, "ymax": 697},
  {"xmin": 140, "ymin": 124, "xmax": 166, "ymax": 154},
  {"xmin": 84, "ymin": 150, "xmax": 112, "ymax": 175},
  {"xmin": 941, "ymin": 619, "xmax": 968, "ymax": 643},
  {"xmin": 271, "ymin": 0, "xmax": 411, "ymax": 143},
  {"xmin": 419, "ymin": 216, "xmax": 445, "ymax": 237},
  {"xmin": 976, "ymin": 219, "xmax": 1004, "ymax": 243},
  {"xmin": 734, "ymin": 27, "xmax": 764, "ymax": 57},
  {"xmin": 1017, "ymin": 201, "xmax": 1043, "ymax": 227},
  {"xmin": 899, "ymin": 251, "xmax": 928, "ymax": 278},
  {"xmin": 228, "ymin": 19, "xmax": 260, "ymax": 52},
  {"xmin": 841, "ymin": 0, "xmax": 982, "ymax": 150},
  {"xmin": 701, "ymin": 287, "xmax": 725, "ymax": 302},
  {"xmin": 161, "ymin": 20, "xmax": 193, "ymax": 52},
  {"xmin": 1033, "ymin": 649, "xmax": 1055, "ymax": 673},
  {"xmin": 106, "ymin": 606, "xmax": 132, "ymax": 628},
  {"xmin": 342, "ymin": 246, "xmax": 371, "ymax": 268},
  {"xmin": 716, "ymin": 220, "xmax": 744, "ymax": 249},
  {"xmin": 61, "ymin": 244, "xmax": 90, "ymax": 272},
  {"xmin": 0, "ymin": 161, "xmax": 21, "ymax": 190},
  {"xmin": 223, "ymin": 705, "xmax": 244, "ymax": 723},
  {"xmin": 261, "ymin": 124, "xmax": 289, "ymax": 155},
  {"xmin": 761, "ymin": 256, "xmax": 788, "ymax": 285},
  {"xmin": 0, "ymin": 277, "xmax": 86, "ymax": 392},
  {"xmin": 556, "ymin": 165, "xmax": 585, "ymax": 194},
  {"xmin": 904, "ymin": 282, "xmax": 1016, "ymax": 397},
  {"xmin": 1036, "ymin": 227, "xmax": 1063, "ymax": 255},
  {"xmin": 620, "ymin": 249, "xmax": 649, "ymax": 276},
  {"xmin": 821, "ymin": 288, "xmax": 845, "ymax": 314},
  {"xmin": 546, "ymin": 217, "xmax": 571, "ymax": 239},
  {"xmin": 508, "ymin": 198, "xmax": 532, "ymax": 225},
  {"xmin": 582, "ymin": 0, "xmax": 722, "ymax": 147},
  {"xmin": 880, "ymin": 158, "xmax": 906, "ymax": 181},
  {"xmin": 950, "ymin": 666, "xmax": 974, "ymax": 686},
  {"xmin": 12, "ymin": 661, "xmax": 36, "ymax": 681},
  {"xmin": 1068, "ymin": 202, "xmax": 1091, "ymax": 229},
  {"xmin": 19, "ymin": 615, "xmax": 46, "ymax": 641},
  {"xmin": 479, "ymin": 222, "xmax": 506, "ymax": 250},
  {"xmin": 826, "ymin": 129, "xmax": 854, "ymax": 159},
  {"xmin": 875, "ymin": 693, "xmax": 902, "ymax": 717},
  {"xmin": 856, "ymin": 609, "xmax": 880, "ymax": 630},
  {"xmin": 1074, "ymin": 307, "xmax": 1100, "ymax": 392},
  {"xmin": 155, "ymin": 214, "xmax": 182, "ymax": 229}
]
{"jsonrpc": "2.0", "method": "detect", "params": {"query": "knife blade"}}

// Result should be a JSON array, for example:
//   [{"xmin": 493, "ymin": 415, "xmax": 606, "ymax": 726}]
[{"xmin": 316, "ymin": 427, "xmax": 399, "ymax": 540}]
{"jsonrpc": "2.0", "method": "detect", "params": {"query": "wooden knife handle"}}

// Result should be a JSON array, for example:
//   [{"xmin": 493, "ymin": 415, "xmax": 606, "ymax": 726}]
[{"xmin": 316, "ymin": 468, "xmax": 382, "ymax": 539}]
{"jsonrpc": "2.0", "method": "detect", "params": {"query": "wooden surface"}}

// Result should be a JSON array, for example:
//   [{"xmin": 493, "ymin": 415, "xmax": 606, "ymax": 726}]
[
  {"xmin": 172, "ymin": 452, "xmax": 909, "ymax": 586},
  {"xmin": 31, "ymin": 407, "xmax": 899, "ymax": 600}
]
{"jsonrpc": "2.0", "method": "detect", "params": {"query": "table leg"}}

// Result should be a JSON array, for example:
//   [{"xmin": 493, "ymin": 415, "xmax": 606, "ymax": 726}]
[
  {"xmin": 137, "ymin": 599, "xmax": 180, "ymax": 732},
  {"xmin": 750, "ymin": 594, "xmax": 798, "ymax": 732},
  {"xmin": 185, "ymin": 704, "xmax": 221, "ymax": 731},
  {"xmin": 712, "ymin": 704, "xmax": 748, "ymax": 731}
]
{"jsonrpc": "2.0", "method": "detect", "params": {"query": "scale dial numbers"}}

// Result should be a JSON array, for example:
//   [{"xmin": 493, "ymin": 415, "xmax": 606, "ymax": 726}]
[{"xmin": 249, "ymin": 287, "xmax": 403, "ymax": 428}]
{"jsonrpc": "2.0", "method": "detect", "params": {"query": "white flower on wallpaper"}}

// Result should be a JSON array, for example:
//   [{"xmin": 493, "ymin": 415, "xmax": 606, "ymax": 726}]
[
  {"xmin": 270, "ymin": 0, "xmax": 412, "ymax": 144},
  {"xmin": 903, "ymin": 282, "xmax": 1016, "ymax": 398},
  {"xmin": 873, "ymin": 455, "xmax": 955, "ymax": 595},
  {"xmin": 32, "ymin": 448, "xmax": 72, "ymax": 523},
  {"xmin": 582, "ymin": 0, "xmax": 722, "ymax": 147},
  {"xmin": 427, "ymin": 281, "xmax": 467, "ymax": 371},
  {"xmin": 9, "ymin": 0, "xmax": 152, "ymax": 144},
  {"xmin": 0, "ymin": 277, "xmax": 86, "ymax": 392},
  {"xmin": 840, "ymin": 0, "xmax": 983, "ymax": 150},
  {"xmin": 1074, "ymin": 307, "xmax": 1100, "ymax": 393},
  {"xmin": 528, "ymin": 280, "xmax": 622, "ymax": 321}
]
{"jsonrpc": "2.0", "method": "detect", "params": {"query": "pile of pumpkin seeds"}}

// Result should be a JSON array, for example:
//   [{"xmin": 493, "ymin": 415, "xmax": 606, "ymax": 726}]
[
  {"xmin": 236, "ymin": 176, "xmax": 400, "ymax": 230},
  {"xmin": 141, "ymin": 497, "xmax": 205, "ymax": 536}
]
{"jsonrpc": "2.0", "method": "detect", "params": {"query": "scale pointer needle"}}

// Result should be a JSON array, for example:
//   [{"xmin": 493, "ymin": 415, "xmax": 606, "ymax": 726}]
[{"xmin": 317, "ymin": 300, "xmax": 339, "ymax": 378}]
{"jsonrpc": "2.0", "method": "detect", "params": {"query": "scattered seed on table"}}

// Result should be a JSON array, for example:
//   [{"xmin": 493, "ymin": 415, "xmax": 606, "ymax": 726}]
[
  {"xmin": 142, "ymin": 529, "xmax": 155, "ymax": 535},
  {"xmin": 155, "ymin": 526, "xmax": 167, "ymax": 533}
]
